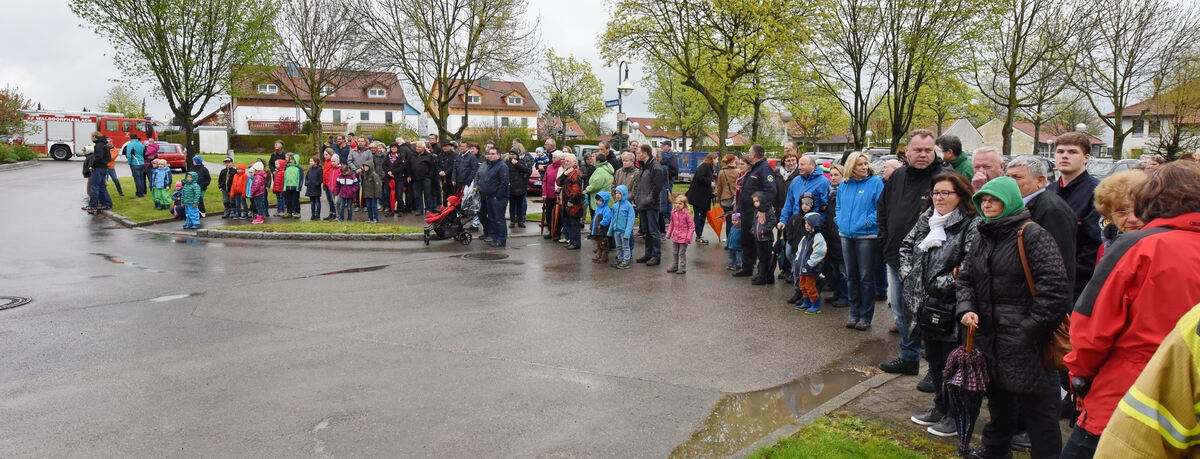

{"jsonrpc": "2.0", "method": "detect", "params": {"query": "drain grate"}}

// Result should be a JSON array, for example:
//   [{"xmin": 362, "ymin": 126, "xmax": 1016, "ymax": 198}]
[
  {"xmin": 0, "ymin": 296, "xmax": 32, "ymax": 311},
  {"xmin": 463, "ymin": 252, "xmax": 510, "ymax": 261}
]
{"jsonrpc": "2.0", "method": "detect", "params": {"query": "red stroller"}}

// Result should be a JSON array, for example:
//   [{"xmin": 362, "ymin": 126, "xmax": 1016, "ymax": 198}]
[{"xmin": 423, "ymin": 195, "xmax": 472, "ymax": 246}]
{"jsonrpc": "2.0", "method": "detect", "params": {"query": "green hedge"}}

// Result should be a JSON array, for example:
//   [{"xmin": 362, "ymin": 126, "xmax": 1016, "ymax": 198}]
[
  {"xmin": 159, "ymin": 133, "xmax": 313, "ymax": 158},
  {"xmin": 0, "ymin": 144, "xmax": 38, "ymax": 163}
]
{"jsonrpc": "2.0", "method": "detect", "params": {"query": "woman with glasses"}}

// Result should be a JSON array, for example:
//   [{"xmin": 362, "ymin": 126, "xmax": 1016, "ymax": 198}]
[
  {"xmin": 955, "ymin": 176, "xmax": 1072, "ymax": 458},
  {"xmin": 900, "ymin": 171, "xmax": 980, "ymax": 438},
  {"xmin": 1091, "ymin": 170, "xmax": 1147, "ymax": 262}
]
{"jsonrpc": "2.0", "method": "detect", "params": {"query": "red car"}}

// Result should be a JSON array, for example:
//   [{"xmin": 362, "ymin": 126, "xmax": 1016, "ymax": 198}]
[{"xmin": 151, "ymin": 141, "xmax": 187, "ymax": 171}]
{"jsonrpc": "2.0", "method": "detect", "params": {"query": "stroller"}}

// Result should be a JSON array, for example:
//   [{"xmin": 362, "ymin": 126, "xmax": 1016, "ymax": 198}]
[{"xmin": 422, "ymin": 192, "xmax": 476, "ymax": 246}]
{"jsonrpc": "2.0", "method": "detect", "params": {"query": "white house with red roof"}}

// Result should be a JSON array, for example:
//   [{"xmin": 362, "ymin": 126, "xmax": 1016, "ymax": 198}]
[{"xmin": 425, "ymin": 79, "xmax": 540, "ymax": 137}]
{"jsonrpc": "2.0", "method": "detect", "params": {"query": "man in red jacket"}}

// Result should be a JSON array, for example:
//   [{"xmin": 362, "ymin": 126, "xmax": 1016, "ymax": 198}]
[{"xmin": 1062, "ymin": 161, "xmax": 1200, "ymax": 459}]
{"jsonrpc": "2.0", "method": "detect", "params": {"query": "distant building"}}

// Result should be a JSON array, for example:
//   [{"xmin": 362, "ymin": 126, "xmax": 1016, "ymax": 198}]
[
  {"xmin": 1104, "ymin": 88, "xmax": 1200, "ymax": 156},
  {"xmin": 978, "ymin": 119, "xmax": 1106, "ymax": 156},
  {"xmin": 537, "ymin": 118, "xmax": 586, "ymax": 141},
  {"xmin": 935, "ymin": 119, "xmax": 984, "ymax": 155},
  {"xmin": 627, "ymin": 117, "xmax": 683, "ymax": 147},
  {"xmin": 203, "ymin": 67, "xmax": 420, "ymax": 136},
  {"xmin": 425, "ymin": 79, "xmax": 539, "ymax": 138}
]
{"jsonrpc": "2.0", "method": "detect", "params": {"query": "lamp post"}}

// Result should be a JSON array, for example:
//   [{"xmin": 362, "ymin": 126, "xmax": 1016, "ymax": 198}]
[
  {"xmin": 617, "ymin": 61, "xmax": 633, "ymax": 150},
  {"xmin": 865, "ymin": 129, "xmax": 873, "ymax": 150},
  {"xmin": 779, "ymin": 111, "xmax": 793, "ymax": 152}
]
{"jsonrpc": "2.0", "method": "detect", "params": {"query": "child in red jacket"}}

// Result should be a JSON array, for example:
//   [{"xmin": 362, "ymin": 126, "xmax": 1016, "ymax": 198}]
[{"xmin": 272, "ymin": 159, "xmax": 286, "ymax": 216}]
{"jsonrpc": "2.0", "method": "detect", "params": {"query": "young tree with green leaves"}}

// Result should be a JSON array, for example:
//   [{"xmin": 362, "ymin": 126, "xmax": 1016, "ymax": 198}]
[
  {"xmin": 539, "ymin": 49, "xmax": 606, "ymax": 138},
  {"xmin": 70, "ymin": 0, "xmax": 278, "ymax": 164},
  {"xmin": 358, "ymin": 0, "xmax": 539, "ymax": 141},
  {"xmin": 645, "ymin": 67, "xmax": 715, "ymax": 151},
  {"xmin": 0, "ymin": 86, "xmax": 36, "ymax": 137},
  {"xmin": 801, "ymin": 0, "xmax": 888, "ymax": 150},
  {"xmin": 100, "ymin": 86, "xmax": 146, "ymax": 119}
]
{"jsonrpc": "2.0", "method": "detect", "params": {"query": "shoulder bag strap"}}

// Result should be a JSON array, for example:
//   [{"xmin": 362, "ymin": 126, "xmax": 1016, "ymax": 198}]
[{"xmin": 1017, "ymin": 221, "xmax": 1037, "ymax": 296}]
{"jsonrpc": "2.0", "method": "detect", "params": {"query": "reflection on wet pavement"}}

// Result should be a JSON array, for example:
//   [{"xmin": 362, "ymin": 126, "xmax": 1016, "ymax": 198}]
[
  {"xmin": 316, "ymin": 265, "xmax": 391, "ymax": 276},
  {"xmin": 148, "ymin": 292, "xmax": 202, "ymax": 303},
  {"xmin": 671, "ymin": 368, "xmax": 870, "ymax": 458},
  {"xmin": 90, "ymin": 253, "xmax": 164, "ymax": 273}
]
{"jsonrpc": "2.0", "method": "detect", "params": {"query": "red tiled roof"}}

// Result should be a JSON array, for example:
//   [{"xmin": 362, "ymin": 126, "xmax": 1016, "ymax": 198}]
[
  {"xmin": 627, "ymin": 117, "xmax": 681, "ymax": 139},
  {"xmin": 705, "ymin": 131, "xmax": 750, "ymax": 146},
  {"xmin": 236, "ymin": 67, "xmax": 408, "ymax": 105},
  {"xmin": 443, "ymin": 79, "xmax": 539, "ymax": 112},
  {"xmin": 815, "ymin": 134, "xmax": 851, "ymax": 145},
  {"xmin": 1012, "ymin": 121, "xmax": 1105, "ymax": 144}
]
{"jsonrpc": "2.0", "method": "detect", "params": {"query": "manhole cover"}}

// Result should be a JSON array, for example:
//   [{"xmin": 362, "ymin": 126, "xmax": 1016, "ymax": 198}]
[
  {"xmin": 463, "ymin": 252, "xmax": 510, "ymax": 261},
  {"xmin": 0, "ymin": 296, "xmax": 32, "ymax": 311}
]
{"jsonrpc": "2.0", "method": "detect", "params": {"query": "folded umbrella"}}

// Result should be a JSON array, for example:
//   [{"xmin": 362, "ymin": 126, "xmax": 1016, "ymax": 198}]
[
  {"xmin": 706, "ymin": 206, "xmax": 725, "ymax": 236},
  {"xmin": 943, "ymin": 325, "xmax": 989, "ymax": 457}
]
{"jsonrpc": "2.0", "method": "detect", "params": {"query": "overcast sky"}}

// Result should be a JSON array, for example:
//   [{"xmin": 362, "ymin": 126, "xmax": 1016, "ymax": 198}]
[{"xmin": 0, "ymin": 0, "xmax": 651, "ymax": 123}]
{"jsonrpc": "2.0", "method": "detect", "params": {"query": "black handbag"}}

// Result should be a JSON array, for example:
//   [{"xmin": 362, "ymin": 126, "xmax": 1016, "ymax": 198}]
[{"xmin": 917, "ymin": 300, "xmax": 957, "ymax": 337}]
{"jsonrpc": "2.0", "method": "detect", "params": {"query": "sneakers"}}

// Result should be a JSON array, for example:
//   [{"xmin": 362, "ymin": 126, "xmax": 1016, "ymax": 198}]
[
  {"xmin": 910, "ymin": 408, "xmax": 944, "ymax": 426},
  {"xmin": 667, "ymin": 266, "xmax": 678, "ymax": 273},
  {"xmin": 645, "ymin": 258, "xmax": 660, "ymax": 266},
  {"xmin": 845, "ymin": 318, "xmax": 858, "ymax": 329},
  {"xmin": 252, "ymin": 215, "xmax": 265, "ymax": 224},
  {"xmin": 636, "ymin": 255, "xmax": 651, "ymax": 264},
  {"xmin": 917, "ymin": 373, "xmax": 935, "ymax": 393},
  {"xmin": 1010, "ymin": 432, "xmax": 1031, "ymax": 451},
  {"xmin": 879, "ymin": 357, "xmax": 919, "ymax": 375},
  {"xmin": 616, "ymin": 261, "xmax": 631, "ymax": 270},
  {"xmin": 926, "ymin": 415, "xmax": 957, "ymax": 437},
  {"xmin": 854, "ymin": 321, "xmax": 871, "ymax": 331}
]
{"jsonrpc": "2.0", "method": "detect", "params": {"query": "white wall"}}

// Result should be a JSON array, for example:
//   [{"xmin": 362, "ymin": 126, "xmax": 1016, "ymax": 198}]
[
  {"xmin": 440, "ymin": 111, "xmax": 536, "ymax": 133},
  {"xmin": 233, "ymin": 104, "xmax": 414, "ymax": 134}
]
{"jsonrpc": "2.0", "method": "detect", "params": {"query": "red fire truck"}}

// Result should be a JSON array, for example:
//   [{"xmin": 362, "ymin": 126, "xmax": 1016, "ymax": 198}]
[{"xmin": 21, "ymin": 110, "xmax": 158, "ymax": 161}]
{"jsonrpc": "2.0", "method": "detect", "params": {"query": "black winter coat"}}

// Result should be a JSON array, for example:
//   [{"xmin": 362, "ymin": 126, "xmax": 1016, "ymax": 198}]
[
  {"xmin": 90, "ymin": 139, "xmax": 111, "ymax": 169},
  {"xmin": 1048, "ymin": 172, "xmax": 1102, "ymax": 296},
  {"xmin": 409, "ymin": 151, "xmax": 438, "ymax": 182},
  {"xmin": 218, "ymin": 167, "xmax": 237, "ymax": 192},
  {"xmin": 954, "ymin": 210, "xmax": 1072, "ymax": 394},
  {"xmin": 508, "ymin": 153, "xmax": 532, "ymax": 196},
  {"xmin": 878, "ymin": 158, "xmax": 951, "ymax": 269},
  {"xmin": 685, "ymin": 161, "xmax": 715, "ymax": 211},
  {"xmin": 822, "ymin": 185, "xmax": 843, "ymax": 268},
  {"xmin": 193, "ymin": 165, "xmax": 211, "ymax": 191},
  {"xmin": 303, "ymin": 166, "xmax": 323, "ymax": 197},
  {"xmin": 1026, "ymin": 190, "xmax": 1078, "ymax": 289},
  {"xmin": 899, "ymin": 208, "xmax": 979, "ymax": 341},
  {"xmin": 382, "ymin": 154, "xmax": 405, "ymax": 184},
  {"xmin": 634, "ymin": 158, "xmax": 666, "ymax": 211},
  {"xmin": 737, "ymin": 159, "xmax": 777, "ymax": 215}
]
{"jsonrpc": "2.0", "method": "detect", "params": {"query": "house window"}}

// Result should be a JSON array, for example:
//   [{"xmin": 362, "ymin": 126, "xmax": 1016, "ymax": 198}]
[
  {"xmin": 257, "ymin": 83, "xmax": 278, "ymax": 94},
  {"xmin": 1132, "ymin": 119, "xmax": 1144, "ymax": 137},
  {"xmin": 1148, "ymin": 119, "xmax": 1161, "ymax": 135},
  {"xmin": 360, "ymin": 111, "xmax": 369, "ymax": 121},
  {"xmin": 332, "ymin": 110, "xmax": 341, "ymax": 123},
  {"xmin": 385, "ymin": 111, "xmax": 393, "ymax": 124},
  {"xmin": 368, "ymin": 87, "xmax": 387, "ymax": 98},
  {"xmin": 319, "ymin": 86, "xmax": 335, "ymax": 96},
  {"xmin": 507, "ymin": 95, "xmax": 522, "ymax": 105},
  {"xmin": 466, "ymin": 94, "xmax": 481, "ymax": 104},
  {"xmin": 501, "ymin": 117, "xmax": 510, "ymax": 127}
]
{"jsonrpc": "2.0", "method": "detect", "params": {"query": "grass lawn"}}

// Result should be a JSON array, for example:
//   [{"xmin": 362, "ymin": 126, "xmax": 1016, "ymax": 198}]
[
  {"xmin": 220, "ymin": 221, "xmax": 423, "ymax": 234},
  {"xmin": 105, "ymin": 176, "xmax": 225, "ymax": 223},
  {"xmin": 525, "ymin": 212, "xmax": 542, "ymax": 222},
  {"xmin": 199, "ymin": 153, "xmax": 273, "ymax": 167},
  {"xmin": 749, "ymin": 416, "xmax": 957, "ymax": 459}
]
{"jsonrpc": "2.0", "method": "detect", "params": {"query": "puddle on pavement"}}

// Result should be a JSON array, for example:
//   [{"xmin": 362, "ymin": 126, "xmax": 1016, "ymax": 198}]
[
  {"xmin": 148, "ymin": 292, "xmax": 202, "ymax": 302},
  {"xmin": 671, "ymin": 368, "xmax": 871, "ymax": 458},
  {"xmin": 91, "ymin": 253, "xmax": 164, "ymax": 273},
  {"xmin": 316, "ymin": 264, "xmax": 390, "ymax": 276}
]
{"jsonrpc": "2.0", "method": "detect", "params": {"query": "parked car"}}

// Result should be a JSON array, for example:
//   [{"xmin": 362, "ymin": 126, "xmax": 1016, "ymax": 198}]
[
  {"xmin": 153, "ymin": 141, "xmax": 188, "ymax": 171},
  {"xmin": 1087, "ymin": 158, "xmax": 1137, "ymax": 179}
]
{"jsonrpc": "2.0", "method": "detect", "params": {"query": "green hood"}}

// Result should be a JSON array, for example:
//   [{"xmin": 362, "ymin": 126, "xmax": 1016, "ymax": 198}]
[{"xmin": 972, "ymin": 176, "xmax": 1025, "ymax": 223}]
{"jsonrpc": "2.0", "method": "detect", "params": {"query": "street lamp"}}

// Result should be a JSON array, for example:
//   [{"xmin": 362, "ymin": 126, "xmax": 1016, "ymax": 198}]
[
  {"xmin": 1075, "ymin": 123, "xmax": 1087, "ymax": 132},
  {"xmin": 617, "ymin": 61, "xmax": 633, "ymax": 150},
  {"xmin": 865, "ymin": 129, "xmax": 873, "ymax": 150}
]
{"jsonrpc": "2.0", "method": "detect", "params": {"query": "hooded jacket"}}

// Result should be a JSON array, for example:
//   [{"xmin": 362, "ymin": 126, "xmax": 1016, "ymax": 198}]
[
  {"xmin": 1065, "ymin": 211, "xmax": 1200, "ymax": 436},
  {"xmin": 585, "ymin": 161, "xmax": 614, "ymax": 210},
  {"xmin": 508, "ymin": 151, "xmax": 533, "ymax": 196},
  {"xmin": 272, "ymin": 159, "xmax": 287, "ymax": 192},
  {"xmin": 879, "ymin": 157, "xmax": 951, "ymax": 269},
  {"xmin": 250, "ymin": 166, "xmax": 268, "ymax": 197},
  {"xmin": 360, "ymin": 167, "xmax": 381, "ymax": 199},
  {"xmin": 90, "ymin": 137, "xmax": 111, "ymax": 169},
  {"xmin": 835, "ymin": 174, "xmax": 883, "ymax": 238},
  {"xmin": 635, "ymin": 157, "xmax": 666, "ymax": 211},
  {"xmin": 303, "ymin": 164, "xmax": 323, "ymax": 197},
  {"xmin": 612, "ymin": 163, "xmax": 640, "ymax": 205},
  {"xmin": 751, "ymin": 192, "xmax": 777, "ymax": 242},
  {"xmin": 797, "ymin": 213, "xmax": 828, "ymax": 276},
  {"xmin": 284, "ymin": 161, "xmax": 302, "ymax": 191},
  {"xmin": 180, "ymin": 172, "xmax": 202, "ymax": 206},
  {"xmin": 477, "ymin": 158, "xmax": 509, "ymax": 199},
  {"xmin": 151, "ymin": 164, "xmax": 173, "ymax": 190},
  {"xmin": 591, "ymin": 191, "xmax": 613, "ymax": 235},
  {"xmin": 956, "ymin": 177, "xmax": 1072, "ymax": 394},
  {"xmin": 230, "ymin": 164, "xmax": 247, "ymax": 197},
  {"xmin": 668, "ymin": 204, "xmax": 695, "ymax": 244},
  {"xmin": 899, "ymin": 207, "xmax": 980, "ymax": 341},
  {"xmin": 192, "ymin": 158, "xmax": 211, "ymax": 190},
  {"xmin": 336, "ymin": 170, "xmax": 359, "ymax": 199},
  {"xmin": 607, "ymin": 185, "xmax": 636, "ymax": 239}
]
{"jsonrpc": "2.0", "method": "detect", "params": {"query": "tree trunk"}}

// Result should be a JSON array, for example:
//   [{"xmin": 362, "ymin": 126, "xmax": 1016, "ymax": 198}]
[
  {"xmin": 750, "ymin": 96, "xmax": 762, "ymax": 143},
  {"xmin": 180, "ymin": 115, "xmax": 197, "ymax": 171},
  {"xmin": 309, "ymin": 106, "xmax": 324, "ymax": 160},
  {"xmin": 1031, "ymin": 120, "xmax": 1042, "ymax": 156},
  {"xmin": 716, "ymin": 109, "xmax": 730, "ymax": 159},
  {"xmin": 1001, "ymin": 106, "xmax": 1015, "ymax": 157}
]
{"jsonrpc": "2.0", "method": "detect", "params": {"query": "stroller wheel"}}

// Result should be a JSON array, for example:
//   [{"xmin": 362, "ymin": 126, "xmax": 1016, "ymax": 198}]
[{"xmin": 457, "ymin": 231, "xmax": 472, "ymax": 245}]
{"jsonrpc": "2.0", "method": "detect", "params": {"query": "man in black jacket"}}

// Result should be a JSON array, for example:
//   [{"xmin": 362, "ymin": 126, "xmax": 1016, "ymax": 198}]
[
  {"xmin": 878, "ymin": 129, "xmax": 950, "ymax": 375},
  {"xmin": 1007, "ymin": 155, "xmax": 1077, "ymax": 287},
  {"xmin": 634, "ymin": 144, "xmax": 667, "ymax": 266},
  {"xmin": 477, "ymin": 146, "xmax": 509, "ymax": 247},
  {"xmin": 507, "ymin": 147, "xmax": 533, "ymax": 228},
  {"xmin": 1047, "ymin": 132, "xmax": 1102, "ymax": 300},
  {"xmin": 407, "ymin": 142, "xmax": 438, "ymax": 215},
  {"xmin": 436, "ymin": 142, "xmax": 457, "ymax": 205},
  {"xmin": 86, "ymin": 132, "xmax": 113, "ymax": 213},
  {"xmin": 733, "ymin": 145, "xmax": 778, "ymax": 279}
]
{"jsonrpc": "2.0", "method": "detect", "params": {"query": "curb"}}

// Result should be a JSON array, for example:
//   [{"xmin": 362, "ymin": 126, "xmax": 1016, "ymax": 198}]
[
  {"xmin": 0, "ymin": 160, "xmax": 40, "ymax": 172},
  {"xmin": 731, "ymin": 372, "xmax": 901, "ymax": 458},
  {"xmin": 195, "ymin": 228, "xmax": 427, "ymax": 241},
  {"xmin": 99, "ymin": 210, "xmax": 177, "ymax": 228}
]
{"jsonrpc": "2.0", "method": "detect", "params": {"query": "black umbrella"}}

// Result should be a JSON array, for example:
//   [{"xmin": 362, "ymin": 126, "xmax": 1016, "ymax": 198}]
[{"xmin": 943, "ymin": 325, "xmax": 990, "ymax": 456}]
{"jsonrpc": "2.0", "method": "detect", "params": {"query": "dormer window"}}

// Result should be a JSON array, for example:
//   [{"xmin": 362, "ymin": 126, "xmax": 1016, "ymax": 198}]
[
  {"xmin": 257, "ymin": 83, "xmax": 278, "ymax": 94},
  {"xmin": 319, "ymin": 86, "xmax": 335, "ymax": 96},
  {"xmin": 368, "ymin": 87, "xmax": 387, "ymax": 98},
  {"xmin": 507, "ymin": 95, "xmax": 523, "ymax": 105},
  {"xmin": 466, "ymin": 94, "xmax": 481, "ymax": 104}
]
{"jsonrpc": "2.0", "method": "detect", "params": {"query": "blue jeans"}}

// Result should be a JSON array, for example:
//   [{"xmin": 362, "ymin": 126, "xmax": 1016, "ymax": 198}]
[
  {"xmin": 363, "ymin": 197, "xmax": 378, "ymax": 221},
  {"xmin": 639, "ymin": 209, "xmax": 661, "ymax": 259},
  {"xmin": 728, "ymin": 248, "xmax": 743, "ymax": 268},
  {"xmin": 89, "ymin": 168, "xmax": 112, "ymax": 208},
  {"xmin": 105, "ymin": 167, "xmax": 123, "ymax": 195},
  {"xmin": 615, "ymin": 232, "xmax": 631, "ymax": 262},
  {"xmin": 253, "ymin": 194, "xmax": 268, "ymax": 216},
  {"xmin": 309, "ymin": 194, "xmax": 321, "ymax": 217},
  {"xmin": 337, "ymin": 196, "xmax": 353, "ymax": 221},
  {"xmin": 889, "ymin": 265, "xmax": 921, "ymax": 362},
  {"xmin": 875, "ymin": 248, "xmax": 888, "ymax": 296},
  {"xmin": 510, "ymin": 194, "xmax": 527, "ymax": 222},
  {"xmin": 324, "ymin": 186, "xmax": 337, "ymax": 216},
  {"xmin": 129, "ymin": 164, "xmax": 146, "ymax": 196},
  {"xmin": 275, "ymin": 191, "xmax": 285, "ymax": 213},
  {"xmin": 841, "ymin": 236, "xmax": 877, "ymax": 324},
  {"xmin": 487, "ymin": 195, "xmax": 507, "ymax": 244},
  {"xmin": 1059, "ymin": 426, "xmax": 1099, "ymax": 459}
]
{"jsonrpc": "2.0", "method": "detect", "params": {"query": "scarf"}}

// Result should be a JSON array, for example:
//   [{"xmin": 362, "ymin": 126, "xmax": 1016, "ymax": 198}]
[{"xmin": 918, "ymin": 208, "xmax": 954, "ymax": 251}]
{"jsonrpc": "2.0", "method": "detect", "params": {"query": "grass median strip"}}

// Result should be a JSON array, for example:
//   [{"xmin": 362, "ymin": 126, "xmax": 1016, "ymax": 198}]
[
  {"xmin": 749, "ymin": 415, "xmax": 957, "ymax": 459},
  {"xmin": 219, "ymin": 221, "xmax": 423, "ymax": 234}
]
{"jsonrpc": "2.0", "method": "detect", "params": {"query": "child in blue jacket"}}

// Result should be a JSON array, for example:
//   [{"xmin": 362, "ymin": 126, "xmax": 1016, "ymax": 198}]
[
  {"xmin": 727, "ymin": 213, "xmax": 743, "ymax": 270},
  {"xmin": 590, "ymin": 191, "xmax": 613, "ymax": 264},
  {"xmin": 794, "ymin": 212, "xmax": 828, "ymax": 314},
  {"xmin": 607, "ymin": 185, "xmax": 636, "ymax": 269}
]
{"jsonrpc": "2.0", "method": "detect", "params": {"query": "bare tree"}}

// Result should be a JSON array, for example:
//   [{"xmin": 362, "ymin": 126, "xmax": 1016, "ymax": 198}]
[
  {"xmin": 359, "ymin": 0, "xmax": 539, "ymax": 141},
  {"xmin": 801, "ymin": 0, "xmax": 888, "ymax": 150},
  {"xmin": 70, "ymin": 0, "xmax": 277, "ymax": 163},
  {"xmin": 1145, "ymin": 56, "xmax": 1200, "ymax": 159},
  {"xmin": 972, "ymin": 0, "xmax": 1068, "ymax": 156},
  {"xmin": 1016, "ymin": 58, "xmax": 1074, "ymax": 155},
  {"xmin": 1067, "ymin": 0, "xmax": 1200, "ymax": 159},
  {"xmin": 255, "ymin": 0, "xmax": 375, "ymax": 155}
]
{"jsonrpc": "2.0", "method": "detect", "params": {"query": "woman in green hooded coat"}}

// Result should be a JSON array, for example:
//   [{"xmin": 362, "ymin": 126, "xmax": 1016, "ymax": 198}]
[{"xmin": 585, "ymin": 152, "xmax": 615, "ymax": 217}]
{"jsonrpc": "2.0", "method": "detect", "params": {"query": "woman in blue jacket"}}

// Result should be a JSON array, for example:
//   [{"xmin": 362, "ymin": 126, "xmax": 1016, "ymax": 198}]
[{"xmin": 835, "ymin": 151, "xmax": 885, "ymax": 330}]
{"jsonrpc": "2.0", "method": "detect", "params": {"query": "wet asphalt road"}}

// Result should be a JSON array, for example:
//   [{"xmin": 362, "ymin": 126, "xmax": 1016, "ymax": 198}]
[{"xmin": 0, "ymin": 160, "xmax": 897, "ymax": 457}]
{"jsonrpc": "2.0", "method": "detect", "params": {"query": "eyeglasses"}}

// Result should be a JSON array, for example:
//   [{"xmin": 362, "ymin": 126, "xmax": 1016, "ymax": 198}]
[
  {"xmin": 929, "ymin": 190, "xmax": 956, "ymax": 198},
  {"xmin": 1111, "ymin": 210, "xmax": 1133, "ymax": 219}
]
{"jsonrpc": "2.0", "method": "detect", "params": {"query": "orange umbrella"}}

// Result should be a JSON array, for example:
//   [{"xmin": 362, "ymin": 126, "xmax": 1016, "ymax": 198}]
[{"xmin": 706, "ymin": 206, "xmax": 725, "ymax": 236}]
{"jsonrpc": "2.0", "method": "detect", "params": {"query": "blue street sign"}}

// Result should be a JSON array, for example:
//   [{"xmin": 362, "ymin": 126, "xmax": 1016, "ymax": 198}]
[{"xmin": 604, "ymin": 99, "xmax": 620, "ymax": 108}]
